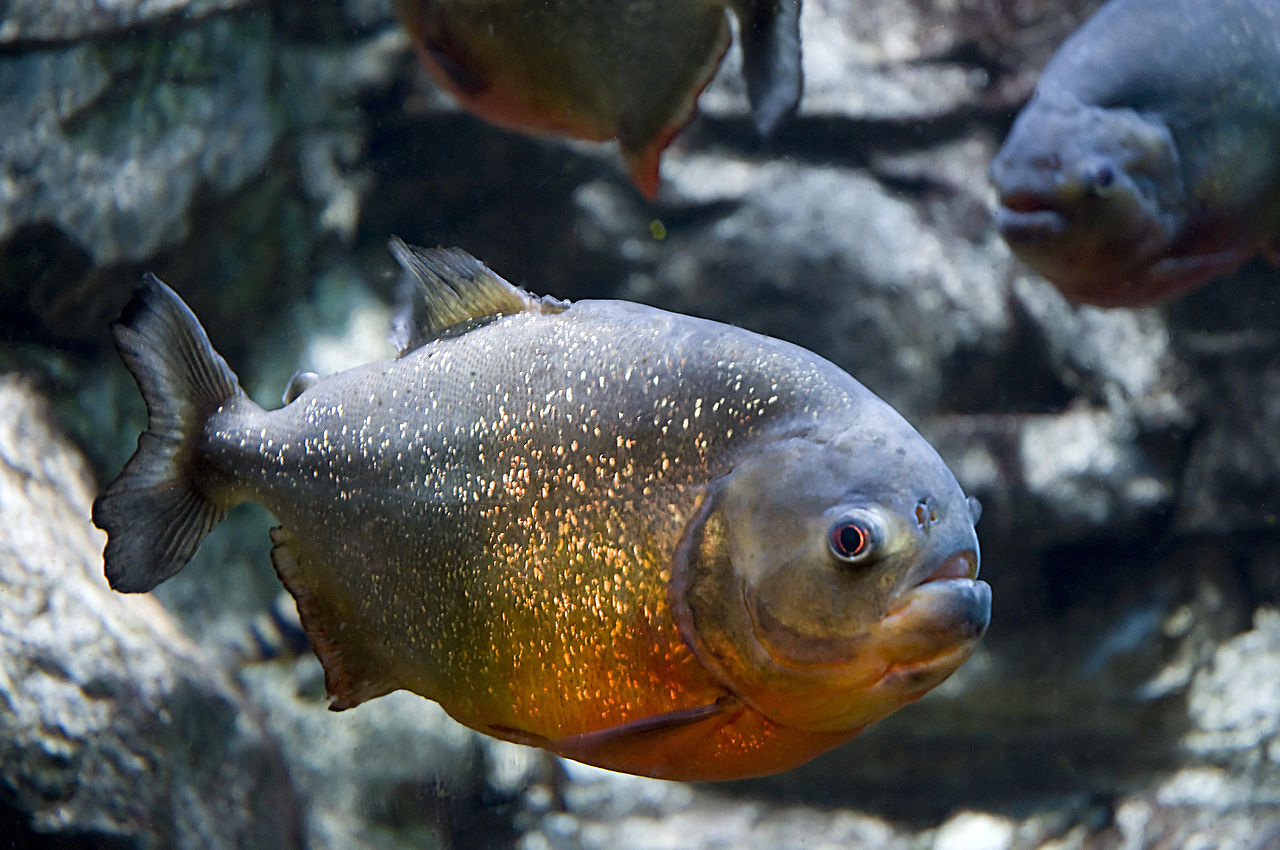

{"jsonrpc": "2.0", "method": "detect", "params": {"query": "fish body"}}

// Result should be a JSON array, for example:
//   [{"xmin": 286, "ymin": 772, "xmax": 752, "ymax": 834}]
[
  {"xmin": 393, "ymin": 0, "xmax": 802, "ymax": 198},
  {"xmin": 94, "ymin": 240, "xmax": 988, "ymax": 781},
  {"xmin": 990, "ymin": 0, "xmax": 1280, "ymax": 307}
]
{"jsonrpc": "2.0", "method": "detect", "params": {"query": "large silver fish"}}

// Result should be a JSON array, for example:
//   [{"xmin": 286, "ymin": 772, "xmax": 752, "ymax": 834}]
[
  {"xmin": 990, "ymin": 0, "xmax": 1280, "ymax": 307},
  {"xmin": 93, "ymin": 239, "xmax": 989, "ymax": 781}
]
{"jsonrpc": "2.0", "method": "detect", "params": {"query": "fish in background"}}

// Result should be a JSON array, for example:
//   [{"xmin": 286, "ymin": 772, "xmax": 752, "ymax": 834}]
[
  {"xmin": 990, "ymin": 0, "xmax": 1280, "ymax": 308},
  {"xmin": 93, "ymin": 238, "xmax": 988, "ymax": 781},
  {"xmin": 392, "ymin": 0, "xmax": 803, "ymax": 198}
]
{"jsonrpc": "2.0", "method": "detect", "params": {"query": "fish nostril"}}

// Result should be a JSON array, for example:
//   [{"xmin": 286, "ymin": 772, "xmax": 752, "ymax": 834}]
[{"xmin": 914, "ymin": 499, "xmax": 939, "ymax": 530}]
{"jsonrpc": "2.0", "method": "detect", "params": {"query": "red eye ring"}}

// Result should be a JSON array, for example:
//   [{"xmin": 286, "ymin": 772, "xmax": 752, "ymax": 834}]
[{"xmin": 828, "ymin": 518, "xmax": 877, "ymax": 564}]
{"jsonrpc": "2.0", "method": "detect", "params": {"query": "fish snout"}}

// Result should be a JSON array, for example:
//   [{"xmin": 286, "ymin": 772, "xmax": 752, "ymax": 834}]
[
  {"xmin": 880, "ymin": 547, "xmax": 990, "ymax": 660},
  {"xmin": 994, "ymin": 190, "xmax": 1068, "ymax": 242},
  {"xmin": 991, "ymin": 151, "xmax": 1070, "ymax": 241}
]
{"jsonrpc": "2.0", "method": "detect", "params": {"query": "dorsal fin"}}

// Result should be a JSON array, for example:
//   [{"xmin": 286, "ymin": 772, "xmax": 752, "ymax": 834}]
[{"xmin": 388, "ymin": 236, "xmax": 567, "ymax": 356}]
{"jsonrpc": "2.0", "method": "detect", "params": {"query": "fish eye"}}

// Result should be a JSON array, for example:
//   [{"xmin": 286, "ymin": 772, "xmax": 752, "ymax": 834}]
[
  {"xmin": 827, "ymin": 516, "xmax": 881, "ymax": 565},
  {"xmin": 1086, "ymin": 162, "xmax": 1117, "ymax": 195}
]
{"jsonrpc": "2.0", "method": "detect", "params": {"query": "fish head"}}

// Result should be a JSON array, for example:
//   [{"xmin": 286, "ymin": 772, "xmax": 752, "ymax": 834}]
[
  {"xmin": 670, "ymin": 412, "xmax": 989, "ymax": 734},
  {"xmin": 990, "ymin": 89, "xmax": 1188, "ymax": 305}
]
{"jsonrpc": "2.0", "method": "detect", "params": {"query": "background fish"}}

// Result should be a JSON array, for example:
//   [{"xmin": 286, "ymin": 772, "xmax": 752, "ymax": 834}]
[
  {"xmin": 93, "ymin": 239, "xmax": 988, "ymax": 781},
  {"xmin": 989, "ymin": 0, "xmax": 1280, "ymax": 307},
  {"xmin": 392, "ymin": 0, "xmax": 803, "ymax": 198}
]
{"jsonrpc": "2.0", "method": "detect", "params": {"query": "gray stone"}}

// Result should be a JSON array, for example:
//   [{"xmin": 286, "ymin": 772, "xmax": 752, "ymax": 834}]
[
  {"xmin": 1071, "ymin": 609, "xmax": 1280, "ymax": 850},
  {"xmin": 0, "ymin": 0, "xmax": 248, "ymax": 44},
  {"xmin": 0, "ymin": 376, "xmax": 303, "ymax": 849},
  {"xmin": 0, "ymin": 19, "xmax": 273, "ymax": 266},
  {"xmin": 0, "ymin": 0, "xmax": 406, "ymax": 352},
  {"xmin": 236, "ymin": 659, "xmax": 487, "ymax": 850},
  {"xmin": 514, "ymin": 761, "xmax": 915, "ymax": 850},
  {"xmin": 0, "ymin": 15, "xmax": 408, "ymax": 268}
]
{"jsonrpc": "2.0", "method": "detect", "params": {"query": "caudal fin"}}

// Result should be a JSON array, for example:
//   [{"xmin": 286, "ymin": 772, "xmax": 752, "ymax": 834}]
[
  {"xmin": 92, "ymin": 274, "xmax": 244, "ymax": 593},
  {"xmin": 733, "ymin": 0, "xmax": 803, "ymax": 136}
]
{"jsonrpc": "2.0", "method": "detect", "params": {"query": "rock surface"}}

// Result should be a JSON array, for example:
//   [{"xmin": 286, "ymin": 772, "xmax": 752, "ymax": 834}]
[
  {"xmin": 0, "ymin": 0, "xmax": 247, "ymax": 44},
  {"xmin": 4, "ymin": 0, "xmax": 1280, "ymax": 847},
  {"xmin": 0, "ymin": 377, "xmax": 302, "ymax": 849}
]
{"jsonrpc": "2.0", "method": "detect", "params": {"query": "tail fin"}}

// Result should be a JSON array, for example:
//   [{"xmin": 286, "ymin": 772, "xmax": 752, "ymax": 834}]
[
  {"xmin": 92, "ymin": 274, "xmax": 244, "ymax": 593},
  {"xmin": 733, "ymin": 0, "xmax": 803, "ymax": 136}
]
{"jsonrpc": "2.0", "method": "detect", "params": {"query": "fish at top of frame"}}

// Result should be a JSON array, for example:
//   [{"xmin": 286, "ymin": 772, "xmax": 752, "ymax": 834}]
[{"xmin": 393, "ymin": 0, "xmax": 803, "ymax": 198}]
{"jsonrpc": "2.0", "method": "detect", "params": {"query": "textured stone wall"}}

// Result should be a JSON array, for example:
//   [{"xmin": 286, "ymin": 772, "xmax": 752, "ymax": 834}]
[{"xmin": 4, "ymin": 0, "xmax": 1280, "ymax": 847}]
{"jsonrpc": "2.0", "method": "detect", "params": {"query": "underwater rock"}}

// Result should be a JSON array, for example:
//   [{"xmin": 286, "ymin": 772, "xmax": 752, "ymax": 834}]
[
  {"xmin": 1077, "ymin": 607, "xmax": 1280, "ymax": 850},
  {"xmin": 0, "ymin": 20, "xmax": 273, "ymax": 267},
  {"xmin": 514, "ymin": 764, "xmax": 918, "ymax": 850},
  {"xmin": 236, "ymin": 658, "xmax": 493, "ymax": 850},
  {"xmin": 0, "ymin": 3, "xmax": 404, "ymax": 347},
  {"xmin": 0, "ymin": 0, "xmax": 247, "ymax": 44},
  {"xmin": 1164, "ymin": 277, "xmax": 1280, "ymax": 533},
  {"xmin": 0, "ymin": 376, "xmax": 302, "ymax": 849}
]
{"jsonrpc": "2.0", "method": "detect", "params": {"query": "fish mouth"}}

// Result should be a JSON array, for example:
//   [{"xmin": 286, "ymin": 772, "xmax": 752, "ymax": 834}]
[
  {"xmin": 879, "ymin": 549, "xmax": 990, "ymax": 660},
  {"xmin": 995, "ymin": 189, "xmax": 1067, "ymax": 241},
  {"xmin": 749, "ymin": 550, "xmax": 989, "ymax": 671},
  {"xmin": 921, "ymin": 549, "xmax": 978, "ymax": 584},
  {"xmin": 748, "ymin": 549, "xmax": 990, "ymax": 732}
]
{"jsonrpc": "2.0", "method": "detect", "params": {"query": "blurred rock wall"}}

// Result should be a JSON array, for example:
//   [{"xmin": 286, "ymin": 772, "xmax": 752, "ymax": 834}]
[{"xmin": 4, "ymin": 0, "xmax": 1280, "ymax": 848}]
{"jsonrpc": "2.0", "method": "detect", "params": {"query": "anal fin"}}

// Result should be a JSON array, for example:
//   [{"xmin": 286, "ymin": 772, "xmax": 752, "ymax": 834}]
[{"xmin": 269, "ymin": 526, "xmax": 397, "ymax": 711}]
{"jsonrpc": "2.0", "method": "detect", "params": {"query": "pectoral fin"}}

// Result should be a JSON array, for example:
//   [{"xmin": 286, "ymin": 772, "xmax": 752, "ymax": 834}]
[
  {"xmin": 491, "ymin": 696, "xmax": 744, "ymax": 778},
  {"xmin": 1141, "ymin": 249, "xmax": 1250, "ymax": 302}
]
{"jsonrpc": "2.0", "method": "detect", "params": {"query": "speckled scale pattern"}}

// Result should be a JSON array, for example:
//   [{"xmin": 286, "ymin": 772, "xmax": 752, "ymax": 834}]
[{"xmin": 198, "ymin": 299, "xmax": 868, "ymax": 740}]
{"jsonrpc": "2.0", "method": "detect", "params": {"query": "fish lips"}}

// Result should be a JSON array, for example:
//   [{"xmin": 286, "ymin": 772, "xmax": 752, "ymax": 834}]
[
  {"xmin": 884, "ymin": 550, "xmax": 989, "ymax": 646},
  {"xmin": 753, "ymin": 548, "xmax": 990, "ymax": 671},
  {"xmin": 863, "ymin": 552, "xmax": 990, "ymax": 697},
  {"xmin": 744, "ymin": 548, "xmax": 990, "ymax": 732},
  {"xmin": 994, "ymin": 189, "xmax": 1069, "ymax": 242}
]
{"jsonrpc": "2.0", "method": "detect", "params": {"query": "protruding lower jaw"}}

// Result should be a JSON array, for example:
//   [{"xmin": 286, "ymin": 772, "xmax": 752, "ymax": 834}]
[
  {"xmin": 996, "ymin": 203, "xmax": 1068, "ymax": 242},
  {"xmin": 741, "ymin": 549, "xmax": 990, "ymax": 733},
  {"xmin": 878, "ymin": 548, "xmax": 990, "ymax": 669}
]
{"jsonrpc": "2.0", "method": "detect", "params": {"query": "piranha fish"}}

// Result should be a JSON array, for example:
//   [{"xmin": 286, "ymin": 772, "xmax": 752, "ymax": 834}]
[
  {"xmin": 989, "ymin": 0, "xmax": 1280, "ymax": 307},
  {"xmin": 93, "ymin": 238, "xmax": 989, "ymax": 781},
  {"xmin": 392, "ymin": 0, "xmax": 803, "ymax": 198}
]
